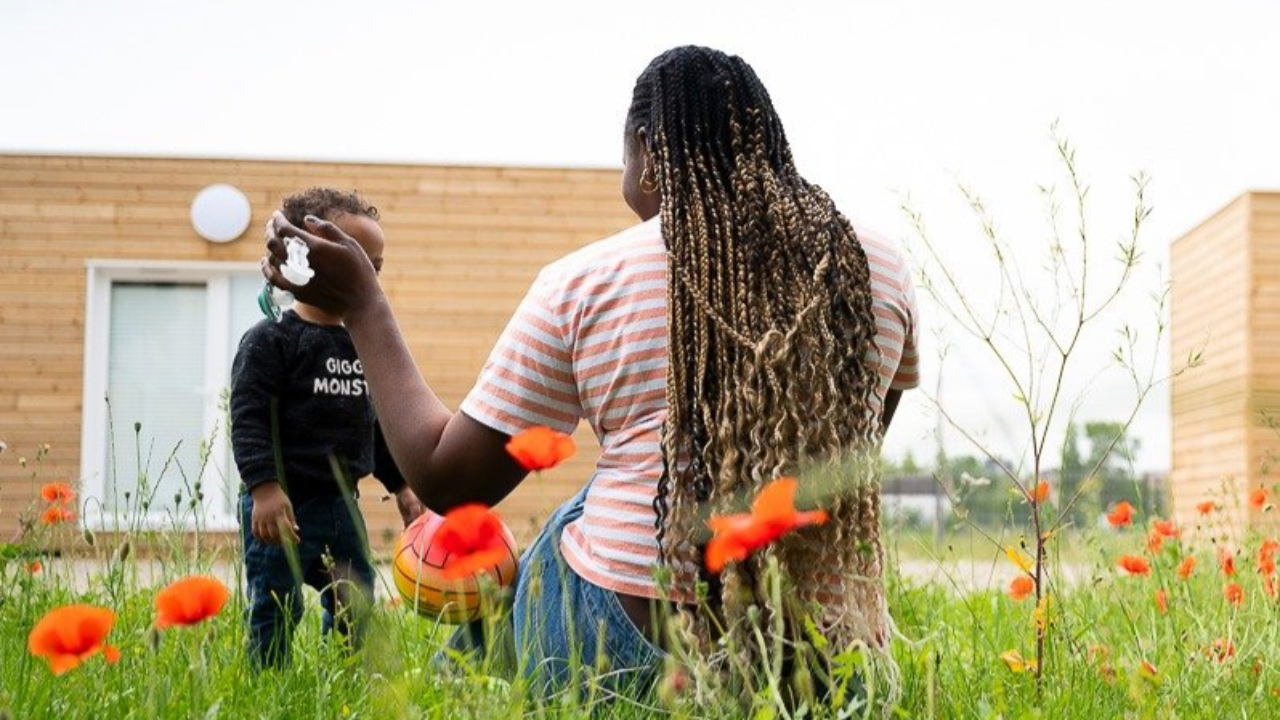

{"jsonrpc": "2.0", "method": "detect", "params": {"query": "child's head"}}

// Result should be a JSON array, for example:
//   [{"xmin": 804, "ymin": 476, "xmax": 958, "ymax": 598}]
[{"xmin": 281, "ymin": 187, "xmax": 385, "ymax": 272}]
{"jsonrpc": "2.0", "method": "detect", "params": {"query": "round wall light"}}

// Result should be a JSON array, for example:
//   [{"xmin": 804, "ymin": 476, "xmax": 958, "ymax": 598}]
[{"xmin": 191, "ymin": 184, "xmax": 252, "ymax": 243}]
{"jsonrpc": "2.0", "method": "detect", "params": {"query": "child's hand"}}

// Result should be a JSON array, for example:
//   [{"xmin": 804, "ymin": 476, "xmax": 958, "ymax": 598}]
[
  {"xmin": 250, "ymin": 482, "xmax": 301, "ymax": 545},
  {"xmin": 395, "ymin": 486, "xmax": 427, "ymax": 528},
  {"xmin": 262, "ymin": 211, "xmax": 383, "ymax": 321}
]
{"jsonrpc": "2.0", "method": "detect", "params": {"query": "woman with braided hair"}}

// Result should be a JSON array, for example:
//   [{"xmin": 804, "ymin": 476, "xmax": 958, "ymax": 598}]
[{"xmin": 263, "ymin": 45, "xmax": 918, "ymax": 701}]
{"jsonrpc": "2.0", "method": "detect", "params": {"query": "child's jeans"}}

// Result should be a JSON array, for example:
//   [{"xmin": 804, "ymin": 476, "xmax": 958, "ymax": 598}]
[{"xmin": 240, "ymin": 492, "xmax": 375, "ymax": 668}]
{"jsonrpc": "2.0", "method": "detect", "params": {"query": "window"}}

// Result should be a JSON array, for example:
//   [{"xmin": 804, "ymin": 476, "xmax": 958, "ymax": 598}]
[{"xmin": 80, "ymin": 261, "xmax": 266, "ymax": 531}]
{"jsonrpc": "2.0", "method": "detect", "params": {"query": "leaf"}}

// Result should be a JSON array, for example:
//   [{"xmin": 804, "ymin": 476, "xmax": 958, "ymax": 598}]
[
  {"xmin": 1000, "ymin": 650, "xmax": 1037, "ymax": 674},
  {"xmin": 1033, "ymin": 594, "xmax": 1052, "ymax": 631},
  {"xmin": 1005, "ymin": 546, "xmax": 1034, "ymax": 573},
  {"xmin": 803, "ymin": 616, "xmax": 830, "ymax": 651}
]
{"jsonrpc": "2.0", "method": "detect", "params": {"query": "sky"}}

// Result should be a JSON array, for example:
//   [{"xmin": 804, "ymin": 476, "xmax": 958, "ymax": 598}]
[{"xmin": 4, "ymin": 0, "xmax": 1279, "ymax": 473}]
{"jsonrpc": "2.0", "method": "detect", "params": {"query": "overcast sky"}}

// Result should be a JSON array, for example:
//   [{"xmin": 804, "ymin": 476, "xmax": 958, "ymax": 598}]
[{"xmin": 4, "ymin": 0, "xmax": 1279, "ymax": 473}]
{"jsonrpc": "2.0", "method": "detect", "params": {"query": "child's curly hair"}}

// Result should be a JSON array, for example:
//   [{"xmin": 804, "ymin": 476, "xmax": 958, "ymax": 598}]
[{"xmin": 281, "ymin": 187, "xmax": 379, "ymax": 227}]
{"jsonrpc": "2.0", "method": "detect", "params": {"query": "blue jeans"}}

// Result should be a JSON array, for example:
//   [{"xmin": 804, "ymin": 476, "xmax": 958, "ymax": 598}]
[
  {"xmin": 448, "ymin": 484, "xmax": 665, "ymax": 699},
  {"xmin": 240, "ymin": 492, "xmax": 375, "ymax": 668}
]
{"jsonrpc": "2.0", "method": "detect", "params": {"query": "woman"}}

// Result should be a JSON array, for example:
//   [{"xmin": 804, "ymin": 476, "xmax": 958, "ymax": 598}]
[{"xmin": 263, "ymin": 45, "xmax": 918, "ymax": 698}]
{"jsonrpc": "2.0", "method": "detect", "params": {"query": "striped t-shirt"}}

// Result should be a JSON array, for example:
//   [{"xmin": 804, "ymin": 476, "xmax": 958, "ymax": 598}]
[{"xmin": 460, "ymin": 217, "xmax": 919, "ymax": 599}]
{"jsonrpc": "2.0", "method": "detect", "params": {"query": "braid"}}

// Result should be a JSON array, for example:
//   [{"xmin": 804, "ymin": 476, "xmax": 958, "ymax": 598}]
[{"xmin": 630, "ymin": 46, "xmax": 889, "ymax": 672}]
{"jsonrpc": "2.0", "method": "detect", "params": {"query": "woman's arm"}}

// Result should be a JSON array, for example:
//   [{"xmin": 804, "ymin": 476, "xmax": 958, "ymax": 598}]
[
  {"xmin": 345, "ymin": 295, "xmax": 527, "ymax": 509},
  {"xmin": 881, "ymin": 388, "xmax": 903, "ymax": 431},
  {"xmin": 263, "ymin": 213, "xmax": 527, "ymax": 511}
]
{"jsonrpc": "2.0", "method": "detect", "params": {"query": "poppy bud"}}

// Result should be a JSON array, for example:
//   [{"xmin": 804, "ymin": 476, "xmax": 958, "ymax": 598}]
[
  {"xmin": 134, "ymin": 422, "xmax": 142, "ymax": 433},
  {"xmin": 656, "ymin": 665, "xmax": 691, "ymax": 708},
  {"xmin": 791, "ymin": 664, "xmax": 815, "ymax": 703},
  {"xmin": 113, "ymin": 538, "xmax": 132, "ymax": 563},
  {"xmin": 82, "ymin": 527, "xmax": 96, "ymax": 547}
]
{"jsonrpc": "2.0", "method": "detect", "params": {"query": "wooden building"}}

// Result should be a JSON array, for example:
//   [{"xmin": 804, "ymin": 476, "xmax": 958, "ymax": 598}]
[
  {"xmin": 0, "ymin": 154, "xmax": 634, "ymax": 551},
  {"xmin": 1171, "ymin": 191, "xmax": 1280, "ymax": 530}
]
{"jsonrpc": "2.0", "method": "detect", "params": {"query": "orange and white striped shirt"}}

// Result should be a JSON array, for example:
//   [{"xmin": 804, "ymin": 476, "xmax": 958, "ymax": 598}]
[{"xmin": 460, "ymin": 217, "xmax": 919, "ymax": 599}]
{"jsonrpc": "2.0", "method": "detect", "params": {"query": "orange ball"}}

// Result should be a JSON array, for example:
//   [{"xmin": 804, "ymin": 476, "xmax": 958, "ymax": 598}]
[{"xmin": 391, "ymin": 510, "xmax": 518, "ymax": 623}]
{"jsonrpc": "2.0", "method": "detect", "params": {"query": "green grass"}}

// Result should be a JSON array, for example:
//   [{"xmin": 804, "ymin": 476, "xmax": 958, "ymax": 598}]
[{"xmin": 5, "ymin": 518, "xmax": 1280, "ymax": 719}]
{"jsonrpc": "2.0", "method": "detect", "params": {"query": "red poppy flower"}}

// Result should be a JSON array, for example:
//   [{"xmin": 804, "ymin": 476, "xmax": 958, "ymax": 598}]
[
  {"xmin": 1008, "ymin": 575, "xmax": 1035, "ymax": 601},
  {"xmin": 1146, "ymin": 529, "xmax": 1164, "ymax": 553},
  {"xmin": 1225, "ymin": 582, "xmax": 1245, "ymax": 607},
  {"xmin": 26, "ymin": 560, "xmax": 43, "ymax": 574},
  {"xmin": 435, "ymin": 504, "xmax": 511, "ymax": 580},
  {"xmin": 1089, "ymin": 645, "xmax": 1116, "ymax": 682},
  {"xmin": 1197, "ymin": 500, "xmax": 1216, "ymax": 515},
  {"xmin": 1208, "ymin": 637, "xmax": 1236, "ymax": 663},
  {"xmin": 1249, "ymin": 486, "xmax": 1269, "ymax": 509},
  {"xmin": 154, "ymin": 576, "xmax": 230, "ymax": 629},
  {"xmin": 1152, "ymin": 519, "xmax": 1180, "ymax": 539},
  {"xmin": 40, "ymin": 506, "xmax": 75, "ymax": 525},
  {"xmin": 27, "ymin": 605, "xmax": 121, "ymax": 675},
  {"xmin": 1260, "ymin": 551, "xmax": 1277, "ymax": 577},
  {"xmin": 705, "ymin": 477, "xmax": 828, "ymax": 573},
  {"xmin": 1139, "ymin": 660, "xmax": 1158, "ymax": 681},
  {"xmin": 505, "ymin": 426, "xmax": 577, "ymax": 472},
  {"xmin": 40, "ymin": 482, "xmax": 75, "ymax": 504},
  {"xmin": 1250, "ymin": 487, "xmax": 1270, "ymax": 511},
  {"xmin": 1027, "ymin": 480, "xmax": 1050, "ymax": 505},
  {"xmin": 1155, "ymin": 588, "xmax": 1168, "ymax": 614},
  {"xmin": 1220, "ymin": 547, "xmax": 1237, "ymax": 577},
  {"xmin": 1262, "ymin": 537, "xmax": 1280, "ymax": 557},
  {"xmin": 1260, "ymin": 538, "xmax": 1280, "ymax": 577},
  {"xmin": 1177, "ymin": 556, "xmax": 1196, "ymax": 579},
  {"xmin": 1118, "ymin": 555, "xmax": 1151, "ymax": 576},
  {"xmin": 1106, "ymin": 501, "xmax": 1134, "ymax": 528}
]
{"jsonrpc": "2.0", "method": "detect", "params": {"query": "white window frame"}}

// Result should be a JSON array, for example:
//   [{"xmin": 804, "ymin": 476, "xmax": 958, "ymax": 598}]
[{"xmin": 80, "ymin": 259, "xmax": 261, "ymax": 532}]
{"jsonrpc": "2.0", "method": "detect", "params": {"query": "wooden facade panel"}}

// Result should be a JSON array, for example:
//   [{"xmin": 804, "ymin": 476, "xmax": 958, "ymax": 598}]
[
  {"xmin": 0, "ymin": 191, "xmax": 624, "ymax": 220},
  {"xmin": 0, "ymin": 163, "xmax": 620, "ymax": 199},
  {"xmin": 1251, "ymin": 194, "xmax": 1280, "ymax": 505},
  {"xmin": 1171, "ymin": 408, "xmax": 1249, "ymax": 436},
  {"xmin": 1171, "ymin": 194, "xmax": 1252, "ymax": 530},
  {"xmin": 0, "ymin": 153, "xmax": 633, "ymax": 550}
]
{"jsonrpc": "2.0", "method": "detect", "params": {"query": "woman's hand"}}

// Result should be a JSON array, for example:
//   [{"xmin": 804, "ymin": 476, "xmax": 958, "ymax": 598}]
[{"xmin": 262, "ymin": 211, "xmax": 383, "ymax": 320}]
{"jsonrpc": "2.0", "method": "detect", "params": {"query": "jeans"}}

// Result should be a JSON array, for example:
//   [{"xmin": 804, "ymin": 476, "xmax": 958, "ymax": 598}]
[
  {"xmin": 447, "ymin": 483, "xmax": 666, "ymax": 700},
  {"xmin": 240, "ymin": 492, "xmax": 375, "ymax": 668}
]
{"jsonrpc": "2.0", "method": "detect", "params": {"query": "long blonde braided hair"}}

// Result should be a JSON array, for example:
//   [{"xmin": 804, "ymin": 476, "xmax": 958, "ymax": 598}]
[{"xmin": 629, "ymin": 47, "xmax": 891, "ymax": 669}]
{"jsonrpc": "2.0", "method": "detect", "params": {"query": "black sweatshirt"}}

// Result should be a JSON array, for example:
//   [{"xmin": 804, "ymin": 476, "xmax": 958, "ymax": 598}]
[{"xmin": 230, "ymin": 311, "xmax": 405, "ymax": 502}]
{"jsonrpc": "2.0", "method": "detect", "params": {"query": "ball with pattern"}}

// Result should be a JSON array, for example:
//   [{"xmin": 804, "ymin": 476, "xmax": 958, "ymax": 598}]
[{"xmin": 392, "ymin": 509, "xmax": 518, "ymax": 623}]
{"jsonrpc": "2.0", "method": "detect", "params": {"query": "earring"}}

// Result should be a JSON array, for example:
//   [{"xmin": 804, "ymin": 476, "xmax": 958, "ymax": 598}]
[{"xmin": 640, "ymin": 166, "xmax": 658, "ymax": 194}]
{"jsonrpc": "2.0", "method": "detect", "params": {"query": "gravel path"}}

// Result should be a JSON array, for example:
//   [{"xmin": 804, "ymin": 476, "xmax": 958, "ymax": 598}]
[{"xmin": 44, "ymin": 556, "xmax": 1091, "ymax": 598}]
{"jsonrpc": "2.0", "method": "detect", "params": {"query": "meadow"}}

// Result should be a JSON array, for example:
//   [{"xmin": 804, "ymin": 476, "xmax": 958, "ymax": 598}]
[{"xmin": 4, "ymin": 471, "xmax": 1279, "ymax": 720}]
